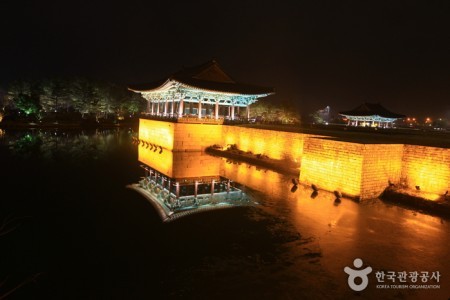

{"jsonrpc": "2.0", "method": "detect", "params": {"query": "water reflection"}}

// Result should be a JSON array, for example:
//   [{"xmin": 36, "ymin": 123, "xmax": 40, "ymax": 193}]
[
  {"xmin": 0, "ymin": 128, "xmax": 448, "ymax": 298},
  {"xmin": 0, "ymin": 128, "xmax": 133, "ymax": 162},
  {"xmin": 220, "ymin": 158, "xmax": 450, "ymax": 298},
  {"xmin": 128, "ymin": 146, "xmax": 254, "ymax": 221}
]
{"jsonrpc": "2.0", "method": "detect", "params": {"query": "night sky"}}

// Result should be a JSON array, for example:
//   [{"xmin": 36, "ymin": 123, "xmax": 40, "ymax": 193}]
[{"xmin": 1, "ymin": 1, "xmax": 449, "ymax": 119}]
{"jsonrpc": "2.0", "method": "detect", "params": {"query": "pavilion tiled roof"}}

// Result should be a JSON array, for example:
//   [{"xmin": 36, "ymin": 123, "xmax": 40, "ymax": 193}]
[
  {"xmin": 128, "ymin": 60, "xmax": 275, "ymax": 95},
  {"xmin": 339, "ymin": 103, "xmax": 406, "ymax": 119}
]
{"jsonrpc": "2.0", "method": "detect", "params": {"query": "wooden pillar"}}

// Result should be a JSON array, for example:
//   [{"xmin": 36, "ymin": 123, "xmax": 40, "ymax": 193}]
[
  {"xmin": 179, "ymin": 99, "xmax": 184, "ymax": 117},
  {"xmin": 211, "ymin": 180, "xmax": 215, "ymax": 197},
  {"xmin": 156, "ymin": 101, "xmax": 160, "ymax": 115},
  {"xmin": 198, "ymin": 99, "xmax": 202, "ymax": 118},
  {"xmin": 194, "ymin": 181, "xmax": 198, "ymax": 198},
  {"xmin": 151, "ymin": 102, "xmax": 154, "ymax": 115},
  {"xmin": 164, "ymin": 99, "xmax": 168, "ymax": 116},
  {"xmin": 171, "ymin": 99, "xmax": 175, "ymax": 116},
  {"xmin": 231, "ymin": 103, "xmax": 235, "ymax": 120},
  {"xmin": 215, "ymin": 101, "xmax": 219, "ymax": 120},
  {"xmin": 247, "ymin": 105, "xmax": 250, "ymax": 119}
]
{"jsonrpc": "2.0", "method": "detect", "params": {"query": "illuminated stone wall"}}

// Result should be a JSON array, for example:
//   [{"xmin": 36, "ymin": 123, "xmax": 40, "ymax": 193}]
[
  {"xmin": 401, "ymin": 145, "xmax": 450, "ymax": 197},
  {"xmin": 222, "ymin": 126, "xmax": 305, "ymax": 162},
  {"xmin": 173, "ymin": 123, "xmax": 222, "ymax": 152},
  {"xmin": 139, "ymin": 119, "xmax": 175, "ymax": 150},
  {"xmin": 299, "ymin": 138, "xmax": 404, "ymax": 199},
  {"xmin": 139, "ymin": 119, "xmax": 222, "ymax": 152},
  {"xmin": 300, "ymin": 138, "xmax": 447, "ymax": 200},
  {"xmin": 139, "ymin": 119, "xmax": 449, "ymax": 200},
  {"xmin": 360, "ymin": 144, "xmax": 404, "ymax": 199},
  {"xmin": 300, "ymin": 138, "xmax": 365, "ymax": 198}
]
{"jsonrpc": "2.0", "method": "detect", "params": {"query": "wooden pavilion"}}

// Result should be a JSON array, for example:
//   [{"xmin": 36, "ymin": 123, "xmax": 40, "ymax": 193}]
[
  {"xmin": 339, "ymin": 103, "xmax": 406, "ymax": 128},
  {"xmin": 128, "ymin": 60, "xmax": 274, "ymax": 123}
]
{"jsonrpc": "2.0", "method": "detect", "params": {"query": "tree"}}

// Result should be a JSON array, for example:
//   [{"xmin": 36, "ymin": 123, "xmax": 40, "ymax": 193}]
[
  {"xmin": 249, "ymin": 99, "xmax": 300, "ymax": 124},
  {"xmin": 0, "ymin": 87, "xmax": 6, "ymax": 122},
  {"xmin": 309, "ymin": 106, "xmax": 331, "ymax": 124},
  {"xmin": 7, "ymin": 80, "xmax": 31, "ymax": 99},
  {"xmin": 69, "ymin": 78, "xmax": 96, "ymax": 117},
  {"xmin": 14, "ymin": 94, "xmax": 41, "ymax": 116},
  {"xmin": 125, "ymin": 93, "xmax": 146, "ymax": 116},
  {"xmin": 41, "ymin": 78, "xmax": 69, "ymax": 112}
]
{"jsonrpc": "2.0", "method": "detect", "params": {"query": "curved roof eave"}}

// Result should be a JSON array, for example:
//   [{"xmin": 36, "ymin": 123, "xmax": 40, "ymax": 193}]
[
  {"xmin": 339, "ymin": 113, "xmax": 405, "ymax": 119},
  {"xmin": 178, "ymin": 82, "xmax": 274, "ymax": 97},
  {"xmin": 129, "ymin": 79, "xmax": 274, "ymax": 97},
  {"xmin": 128, "ymin": 79, "xmax": 176, "ymax": 93}
]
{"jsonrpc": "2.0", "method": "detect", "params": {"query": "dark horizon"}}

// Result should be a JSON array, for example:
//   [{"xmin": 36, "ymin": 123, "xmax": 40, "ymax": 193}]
[{"xmin": 1, "ymin": 1, "xmax": 449, "ymax": 119}]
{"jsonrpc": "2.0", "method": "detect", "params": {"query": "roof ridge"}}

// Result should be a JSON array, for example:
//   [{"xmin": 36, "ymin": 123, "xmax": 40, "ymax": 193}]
[{"xmin": 128, "ymin": 60, "xmax": 274, "ymax": 95}]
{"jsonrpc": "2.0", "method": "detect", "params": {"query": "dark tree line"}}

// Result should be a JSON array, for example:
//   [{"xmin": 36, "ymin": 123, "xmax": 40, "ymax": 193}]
[{"xmin": 1, "ymin": 77, "xmax": 146, "ymax": 122}]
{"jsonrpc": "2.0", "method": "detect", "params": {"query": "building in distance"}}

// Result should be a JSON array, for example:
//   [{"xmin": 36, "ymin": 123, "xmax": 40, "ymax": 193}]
[{"xmin": 339, "ymin": 102, "xmax": 406, "ymax": 128}]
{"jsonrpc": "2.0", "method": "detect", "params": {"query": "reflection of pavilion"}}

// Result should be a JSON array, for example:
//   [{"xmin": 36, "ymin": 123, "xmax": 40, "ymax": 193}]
[
  {"xmin": 129, "ymin": 60, "xmax": 274, "ymax": 123},
  {"xmin": 127, "ymin": 146, "xmax": 253, "ymax": 222}
]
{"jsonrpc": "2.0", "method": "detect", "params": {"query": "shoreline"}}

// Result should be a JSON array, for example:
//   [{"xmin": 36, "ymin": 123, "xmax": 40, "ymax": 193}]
[
  {"xmin": 381, "ymin": 188, "xmax": 450, "ymax": 219},
  {"xmin": 0, "ymin": 120, "xmax": 139, "ymax": 130}
]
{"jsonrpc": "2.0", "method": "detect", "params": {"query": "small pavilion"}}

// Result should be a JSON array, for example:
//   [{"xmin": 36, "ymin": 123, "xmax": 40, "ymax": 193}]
[
  {"xmin": 128, "ymin": 60, "xmax": 274, "ymax": 123},
  {"xmin": 339, "ymin": 103, "xmax": 406, "ymax": 128}
]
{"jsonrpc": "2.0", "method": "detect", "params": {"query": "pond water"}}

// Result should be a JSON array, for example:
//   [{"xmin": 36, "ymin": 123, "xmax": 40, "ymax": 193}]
[{"xmin": 0, "ymin": 128, "xmax": 448, "ymax": 300}]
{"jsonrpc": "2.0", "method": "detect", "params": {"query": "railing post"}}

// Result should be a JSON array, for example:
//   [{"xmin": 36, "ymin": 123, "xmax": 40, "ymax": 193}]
[
  {"xmin": 194, "ymin": 180, "xmax": 198, "ymax": 198},
  {"xmin": 175, "ymin": 182, "xmax": 180, "ymax": 199}
]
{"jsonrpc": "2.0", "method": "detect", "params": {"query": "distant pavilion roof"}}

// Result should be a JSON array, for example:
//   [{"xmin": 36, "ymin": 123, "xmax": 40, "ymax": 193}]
[
  {"xmin": 128, "ymin": 60, "xmax": 275, "ymax": 96},
  {"xmin": 339, "ymin": 103, "xmax": 406, "ymax": 119}
]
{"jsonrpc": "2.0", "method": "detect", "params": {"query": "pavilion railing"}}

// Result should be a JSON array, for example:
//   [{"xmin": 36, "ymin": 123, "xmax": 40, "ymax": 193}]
[
  {"xmin": 177, "ymin": 117, "xmax": 224, "ymax": 125},
  {"xmin": 140, "ymin": 113, "xmax": 224, "ymax": 124},
  {"xmin": 138, "ymin": 177, "xmax": 249, "ymax": 212}
]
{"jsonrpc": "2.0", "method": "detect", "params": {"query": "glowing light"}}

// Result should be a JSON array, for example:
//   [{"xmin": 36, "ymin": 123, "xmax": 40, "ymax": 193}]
[
  {"xmin": 300, "ymin": 140, "xmax": 364, "ymax": 197},
  {"xmin": 138, "ymin": 147, "xmax": 222, "ymax": 179},
  {"xmin": 222, "ymin": 161, "xmax": 288, "ymax": 198},
  {"xmin": 139, "ymin": 119, "xmax": 174, "ymax": 150},
  {"xmin": 404, "ymin": 161, "xmax": 449, "ymax": 199},
  {"xmin": 223, "ymin": 126, "xmax": 303, "ymax": 162}
]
